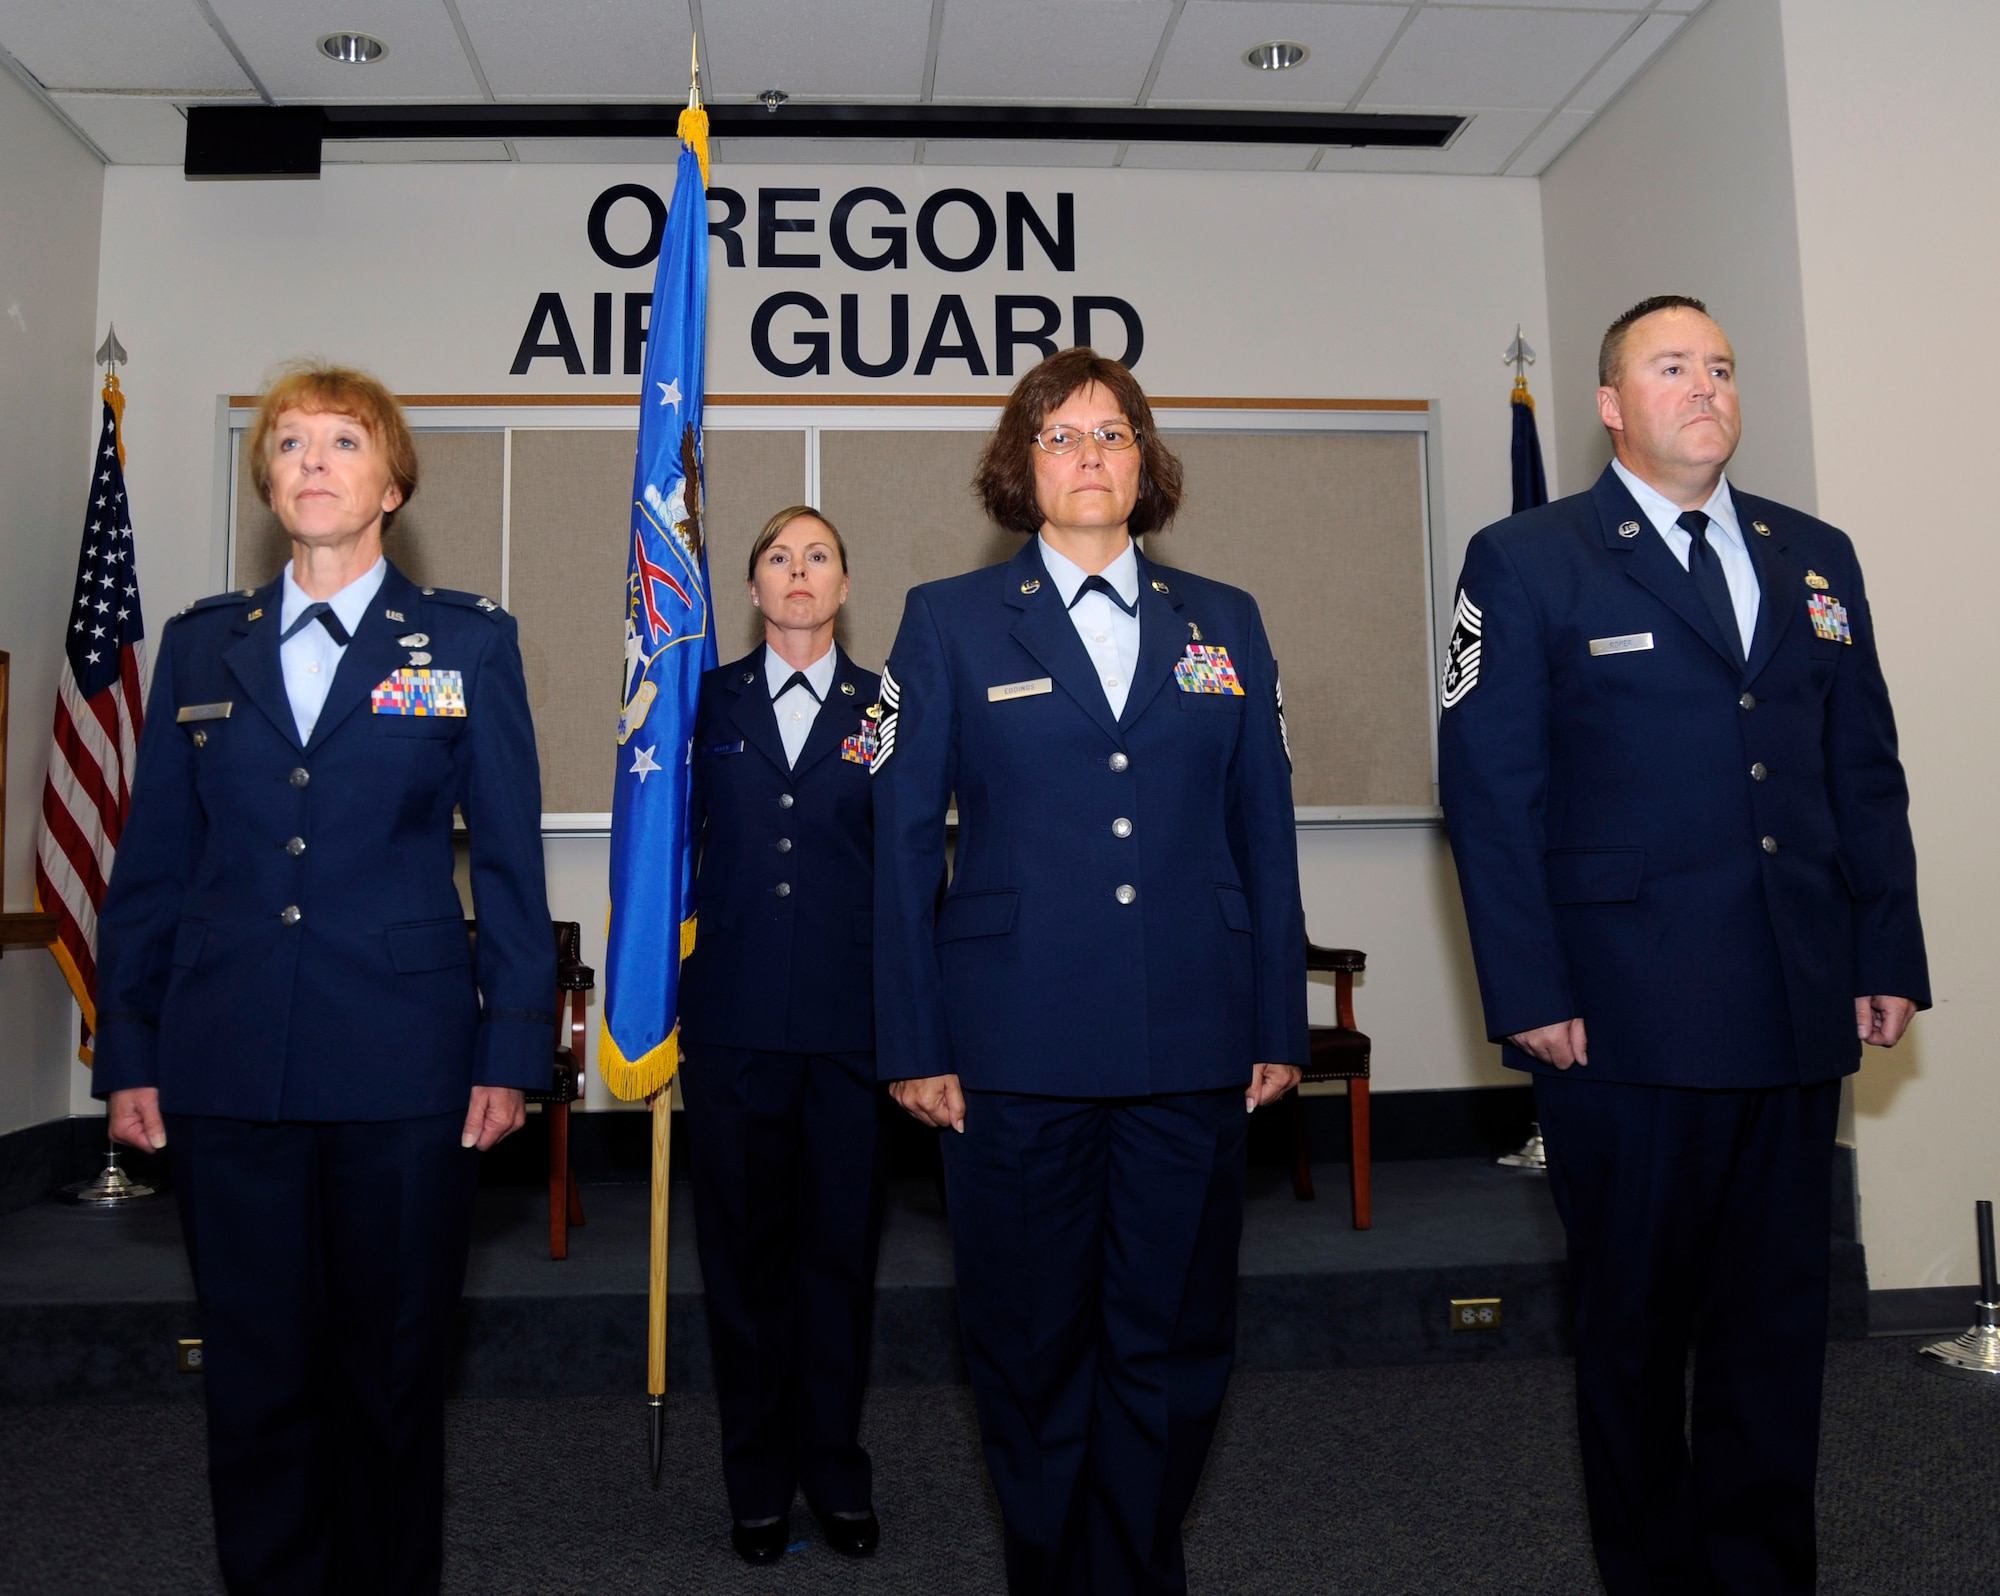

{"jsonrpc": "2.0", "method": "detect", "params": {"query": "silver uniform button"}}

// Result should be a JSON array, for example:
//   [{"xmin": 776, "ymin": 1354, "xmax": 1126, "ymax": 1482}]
[
  {"xmin": 1761, "ymin": 836, "xmax": 1779, "ymax": 855},
  {"xmin": 280, "ymin": 905, "xmax": 302, "ymax": 926},
  {"xmin": 1750, "ymin": 762, "xmax": 1768, "ymax": 781},
  {"xmin": 775, "ymin": 882, "xmax": 792, "ymax": 898},
  {"xmin": 778, "ymin": 793, "xmax": 795, "ymax": 809},
  {"xmin": 1739, "ymin": 693, "xmax": 1757, "ymax": 711},
  {"xmin": 1111, "ymin": 817, "xmax": 1133, "ymax": 839},
  {"xmin": 1115, "ymin": 884, "xmax": 1137, "ymax": 905},
  {"xmin": 289, "ymin": 767, "xmax": 310, "ymax": 788},
  {"xmin": 776, "ymin": 837, "xmax": 793, "ymax": 853},
  {"xmin": 1108, "ymin": 752, "xmax": 1130, "ymax": 773},
  {"xmin": 285, "ymin": 836, "xmax": 306, "ymax": 857}
]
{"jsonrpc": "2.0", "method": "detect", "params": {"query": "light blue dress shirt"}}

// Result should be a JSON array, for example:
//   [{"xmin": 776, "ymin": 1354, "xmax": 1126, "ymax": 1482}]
[
  {"xmin": 278, "ymin": 556, "xmax": 387, "ymax": 742},
  {"xmin": 1611, "ymin": 459, "xmax": 1760, "ymax": 654},
  {"xmin": 764, "ymin": 640, "xmax": 837, "ymax": 768},
  {"xmin": 1038, "ymin": 535, "xmax": 1141, "ymax": 718}
]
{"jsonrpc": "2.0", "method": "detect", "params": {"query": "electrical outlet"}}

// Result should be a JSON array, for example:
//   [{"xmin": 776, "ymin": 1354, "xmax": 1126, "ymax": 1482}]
[
  {"xmin": 1450, "ymin": 1297, "xmax": 1503, "ymax": 1332},
  {"xmin": 176, "ymin": 1339, "xmax": 205, "ymax": 1373}
]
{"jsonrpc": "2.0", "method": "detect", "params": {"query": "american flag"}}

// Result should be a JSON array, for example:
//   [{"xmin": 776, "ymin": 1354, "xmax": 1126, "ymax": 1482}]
[{"xmin": 35, "ymin": 380, "xmax": 147, "ymax": 1059}]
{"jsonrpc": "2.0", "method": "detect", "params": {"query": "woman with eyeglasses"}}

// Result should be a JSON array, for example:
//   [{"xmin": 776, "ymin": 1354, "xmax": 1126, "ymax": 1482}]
[
  {"xmin": 872, "ymin": 347, "xmax": 1308, "ymax": 1595},
  {"xmin": 676, "ymin": 505, "xmax": 888, "ymax": 1566}
]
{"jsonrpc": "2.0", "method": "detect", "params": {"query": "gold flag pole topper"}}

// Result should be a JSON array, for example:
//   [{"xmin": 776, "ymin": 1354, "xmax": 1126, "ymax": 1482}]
[{"xmin": 647, "ymin": 36, "xmax": 703, "ymax": 1490}]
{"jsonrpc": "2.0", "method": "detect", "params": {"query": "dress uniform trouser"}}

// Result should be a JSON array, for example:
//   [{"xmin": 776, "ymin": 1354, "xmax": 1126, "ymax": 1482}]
[
  {"xmin": 679, "ymin": 1046, "xmax": 888, "ymax": 1521},
  {"xmin": 944, "ymin": 1087, "xmax": 1248, "ymax": 1596},
  {"xmin": 168, "ymin": 1110, "xmax": 479, "ymax": 1596},
  {"xmin": 1535, "ymin": 1074, "xmax": 1842, "ymax": 1596}
]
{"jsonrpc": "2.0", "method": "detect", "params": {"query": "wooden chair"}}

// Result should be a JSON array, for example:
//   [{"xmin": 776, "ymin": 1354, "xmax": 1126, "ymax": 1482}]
[{"xmin": 1293, "ymin": 944, "xmax": 1372, "ymax": 1229}]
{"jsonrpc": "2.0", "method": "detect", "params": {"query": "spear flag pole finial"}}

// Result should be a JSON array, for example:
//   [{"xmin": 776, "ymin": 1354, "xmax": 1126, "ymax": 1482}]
[
  {"xmin": 1503, "ymin": 325, "xmax": 1536, "ymax": 381},
  {"xmin": 95, "ymin": 324, "xmax": 127, "ymax": 370}
]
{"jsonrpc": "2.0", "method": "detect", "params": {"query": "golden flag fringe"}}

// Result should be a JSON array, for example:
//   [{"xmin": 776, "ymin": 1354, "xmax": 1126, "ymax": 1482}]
[{"xmin": 595, "ymin": 916, "xmax": 698, "ymax": 1101}]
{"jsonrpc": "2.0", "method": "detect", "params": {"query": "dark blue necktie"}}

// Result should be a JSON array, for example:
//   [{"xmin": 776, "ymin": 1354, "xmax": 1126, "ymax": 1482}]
[
  {"xmin": 1069, "ymin": 574, "xmax": 1137, "ymax": 617},
  {"xmin": 1678, "ymin": 511, "xmax": 1742, "ymax": 664},
  {"xmin": 772, "ymin": 671, "xmax": 821, "ymax": 703},
  {"xmin": 279, "ymin": 602, "xmax": 350, "ymax": 646}
]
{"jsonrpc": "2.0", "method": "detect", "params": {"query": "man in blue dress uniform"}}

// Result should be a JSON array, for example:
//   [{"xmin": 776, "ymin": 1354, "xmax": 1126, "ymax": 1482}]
[{"xmin": 1439, "ymin": 297, "xmax": 1928, "ymax": 1595}]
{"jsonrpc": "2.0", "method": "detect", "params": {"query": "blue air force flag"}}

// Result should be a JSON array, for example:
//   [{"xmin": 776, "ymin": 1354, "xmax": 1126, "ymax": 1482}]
[{"xmin": 601, "ymin": 128, "xmax": 715, "ymax": 1100}]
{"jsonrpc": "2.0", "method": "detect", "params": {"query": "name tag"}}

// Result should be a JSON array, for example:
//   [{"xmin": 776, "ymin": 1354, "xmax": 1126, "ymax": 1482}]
[
  {"xmin": 988, "ymin": 677, "xmax": 1053, "ymax": 703},
  {"xmin": 175, "ymin": 701, "xmax": 233, "ymax": 723},
  {"xmin": 372, "ymin": 669, "xmax": 467, "ymax": 717},
  {"xmin": 1589, "ymin": 633, "xmax": 1654, "ymax": 657},
  {"xmin": 698, "ymin": 740, "xmax": 744, "ymax": 757}
]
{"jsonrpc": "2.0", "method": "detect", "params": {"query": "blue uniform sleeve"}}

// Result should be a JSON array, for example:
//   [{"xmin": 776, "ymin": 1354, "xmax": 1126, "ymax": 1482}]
[
  {"xmin": 1820, "ymin": 551, "xmax": 1930, "ymax": 1005},
  {"xmin": 1227, "ymin": 598, "xmax": 1309, "ymax": 1066},
  {"xmin": 872, "ymin": 588, "xmax": 957, "ymax": 1083},
  {"xmin": 93, "ymin": 623, "xmax": 204, "ymax": 1095},
  {"xmin": 1436, "ymin": 530, "xmax": 1578, "ymax": 1041},
  {"xmin": 455, "ymin": 613, "xmax": 558, "ymax": 1089}
]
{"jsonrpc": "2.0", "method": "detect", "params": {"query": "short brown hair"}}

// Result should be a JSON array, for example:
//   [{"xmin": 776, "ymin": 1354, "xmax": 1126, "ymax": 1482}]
[
  {"xmin": 248, "ymin": 361, "xmax": 419, "ymax": 531},
  {"xmin": 973, "ymin": 347, "xmax": 1184, "ymax": 537},
  {"xmin": 747, "ymin": 505, "xmax": 847, "ymax": 580},
  {"xmin": 1599, "ymin": 295, "xmax": 1711, "ymax": 387}
]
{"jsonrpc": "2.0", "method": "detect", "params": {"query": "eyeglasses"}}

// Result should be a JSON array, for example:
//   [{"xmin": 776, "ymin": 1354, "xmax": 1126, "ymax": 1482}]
[{"xmin": 1034, "ymin": 424, "xmax": 1138, "ymax": 456}]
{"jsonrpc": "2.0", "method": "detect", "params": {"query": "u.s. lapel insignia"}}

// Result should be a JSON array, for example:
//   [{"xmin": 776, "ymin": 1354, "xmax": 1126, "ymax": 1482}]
[
  {"xmin": 385, "ymin": 609, "xmax": 406, "ymax": 623},
  {"xmin": 1020, "ymin": 579, "xmax": 1041, "ymax": 595},
  {"xmin": 1440, "ymin": 590, "xmax": 1484, "ymax": 709},
  {"xmin": 741, "ymin": 670, "xmax": 755, "ymax": 684},
  {"xmin": 244, "ymin": 608, "xmax": 264, "ymax": 623},
  {"xmin": 1618, "ymin": 520, "xmax": 1641, "ymax": 539},
  {"xmin": 1752, "ymin": 522, "xmax": 1771, "ymax": 537},
  {"xmin": 1804, "ymin": 570, "xmax": 1830, "ymax": 590},
  {"xmin": 397, "ymin": 632, "xmax": 430, "ymax": 648},
  {"xmin": 1152, "ymin": 579, "xmax": 1170, "ymax": 594},
  {"xmin": 840, "ymin": 680, "xmax": 855, "ymax": 697}
]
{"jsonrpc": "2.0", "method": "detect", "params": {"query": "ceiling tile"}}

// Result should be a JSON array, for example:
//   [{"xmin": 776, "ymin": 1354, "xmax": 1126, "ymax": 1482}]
[
  {"xmin": 0, "ymin": 0, "xmax": 251, "ymax": 93},
  {"xmin": 1119, "ymin": 141, "xmax": 1318, "ymax": 171},
  {"xmin": 49, "ymin": 95, "xmax": 188, "ymax": 164},
  {"xmin": 1359, "ymin": 7, "xmax": 1633, "ymax": 111},
  {"xmin": 1148, "ymin": 2, "xmax": 1406, "ymax": 108},
  {"xmin": 203, "ymin": 0, "xmax": 484, "ymax": 102},
  {"xmin": 512, "ymin": 138, "xmax": 687, "ymax": 164},
  {"xmin": 1318, "ymin": 106, "xmax": 1543, "ymax": 175},
  {"xmin": 453, "ymin": 0, "xmax": 684, "ymax": 98},
  {"xmin": 1565, "ymin": 11, "xmax": 1686, "ymax": 115},
  {"xmin": 702, "ymin": 0, "xmax": 934, "ymax": 102},
  {"xmin": 934, "ymin": 0, "xmax": 1174, "ymax": 104},
  {"xmin": 323, "ymin": 139, "xmax": 513, "ymax": 163},
  {"xmin": 1442, "ymin": 0, "xmax": 1648, "ymax": 9},
  {"xmin": 921, "ymin": 139, "xmax": 1118, "ymax": 168},
  {"xmin": 1503, "ymin": 108, "xmax": 1589, "ymax": 176},
  {"xmin": 712, "ymin": 138, "xmax": 920, "ymax": 165}
]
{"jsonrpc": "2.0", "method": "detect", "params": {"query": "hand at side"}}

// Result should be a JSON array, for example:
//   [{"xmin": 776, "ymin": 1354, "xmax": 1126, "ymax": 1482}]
[{"xmin": 1508, "ymin": 1017, "xmax": 1589, "ymax": 1070}]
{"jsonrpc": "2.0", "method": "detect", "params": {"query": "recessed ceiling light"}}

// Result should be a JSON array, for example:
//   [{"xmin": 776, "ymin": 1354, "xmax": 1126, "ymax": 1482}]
[
  {"xmin": 1244, "ymin": 41, "xmax": 1308, "ymax": 72},
  {"xmin": 318, "ymin": 32, "xmax": 388, "ymax": 65}
]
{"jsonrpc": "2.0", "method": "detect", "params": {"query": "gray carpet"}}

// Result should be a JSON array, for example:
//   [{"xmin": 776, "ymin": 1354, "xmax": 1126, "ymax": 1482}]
[{"xmin": 2, "ymin": 1341, "xmax": 1994, "ymax": 1594}]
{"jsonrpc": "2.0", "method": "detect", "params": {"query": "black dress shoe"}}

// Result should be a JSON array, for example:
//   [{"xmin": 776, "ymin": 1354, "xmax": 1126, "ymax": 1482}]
[
  {"xmin": 731, "ymin": 1514, "xmax": 790, "ymax": 1564},
  {"xmin": 815, "ymin": 1507, "xmax": 880, "ymax": 1556}
]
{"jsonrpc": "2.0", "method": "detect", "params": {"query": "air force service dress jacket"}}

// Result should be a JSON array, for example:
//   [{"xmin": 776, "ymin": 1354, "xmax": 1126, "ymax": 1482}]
[
  {"xmin": 679, "ymin": 646, "xmax": 881, "ymax": 1054},
  {"xmin": 93, "ymin": 562, "xmax": 557, "ymax": 1120},
  {"xmin": 1437, "ymin": 465, "xmax": 1929, "ymax": 1089},
  {"xmin": 873, "ymin": 540, "xmax": 1308, "ymax": 1096}
]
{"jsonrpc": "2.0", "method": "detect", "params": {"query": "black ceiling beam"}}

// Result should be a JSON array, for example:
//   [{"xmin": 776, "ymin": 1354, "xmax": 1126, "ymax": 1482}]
[{"xmin": 188, "ymin": 102, "xmax": 1461, "ymax": 177}]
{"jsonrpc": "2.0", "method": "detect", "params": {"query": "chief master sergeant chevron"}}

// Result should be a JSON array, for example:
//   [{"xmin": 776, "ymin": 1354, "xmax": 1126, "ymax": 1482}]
[{"xmin": 1438, "ymin": 296, "xmax": 1928, "ymax": 1596}]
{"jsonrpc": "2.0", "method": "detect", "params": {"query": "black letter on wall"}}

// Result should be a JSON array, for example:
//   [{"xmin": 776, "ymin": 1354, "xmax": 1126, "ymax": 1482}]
[
  {"xmin": 592, "ymin": 292, "xmax": 613, "ymax": 375},
  {"xmin": 752, "ymin": 292, "xmax": 831, "ymax": 377},
  {"xmin": 916, "ymin": 190, "xmax": 997, "ymax": 273},
  {"xmin": 995, "ymin": 296, "xmax": 1061, "ymax": 377},
  {"xmin": 841, "ymin": 294, "xmax": 910, "ymax": 378},
  {"xmin": 624, "ymin": 293, "xmax": 651, "ymax": 375},
  {"xmin": 1073, "ymin": 296, "xmax": 1144, "ymax": 370},
  {"xmin": 708, "ymin": 187, "xmax": 747, "ymax": 267},
  {"xmin": 830, "ymin": 188, "xmax": 908, "ymax": 270},
  {"xmin": 915, "ymin": 295, "xmax": 989, "ymax": 377},
  {"xmin": 1006, "ymin": 192, "xmax": 1074, "ymax": 272},
  {"xmin": 759, "ymin": 188, "xmax": 822, "ymax": 268},
  {"xmin": 511, "ymin": 293, "xmax": 585, "ymax": 375},
  {"xmin": 587, "ymin": 184, "xmax": 666, "ymax": 268}
]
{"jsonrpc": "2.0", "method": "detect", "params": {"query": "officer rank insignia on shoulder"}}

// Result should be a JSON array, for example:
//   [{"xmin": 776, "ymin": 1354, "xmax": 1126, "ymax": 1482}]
[
  {"xmin": 1440, "ymin": 590, "xmax": 1483, "ymax": 709},
  {"xmin": 1175, "ymin": 644, "xmax": 1244, "ymax": 695},
  {"xmin": 868, "ymin": 668, "xmax": 900, "ymax": 774},
  {"xmin": 1807, "ymin": 592, "xmax": 1852, "ymax": 644},
  {"xmin": 372, "ymin": 668, "xmax": 467, "ymax": 716}
]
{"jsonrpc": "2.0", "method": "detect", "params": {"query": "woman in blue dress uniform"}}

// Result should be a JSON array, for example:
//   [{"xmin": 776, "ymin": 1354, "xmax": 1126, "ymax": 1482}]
[
  {"xmin": 873, "ymin": 348, "xmax": 1309, "ymax": 1595},
  {"xmin": 677, "ymin": 506, "xmax": 887, "ymax": 1564},
  {"xmin": 93, "ymin": 364, "xmax": 555, "ymax": 1596}
]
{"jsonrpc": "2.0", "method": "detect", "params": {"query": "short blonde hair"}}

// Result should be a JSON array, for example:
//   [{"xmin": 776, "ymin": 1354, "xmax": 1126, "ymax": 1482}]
[
  {"xmin": 248, "ymin": 362, "xmax": 419, "ymax": 531},
  {"xmin": 746, "ymin": 505, "xmax": 847, "ymax": 580}
]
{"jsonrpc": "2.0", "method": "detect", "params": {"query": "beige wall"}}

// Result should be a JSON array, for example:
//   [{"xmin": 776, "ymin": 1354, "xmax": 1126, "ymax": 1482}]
[
  {"xmin": 1540, "ymin": 0, "xmax": 1817, "ymax": 507},
  {"xmin": 0, "ymin": 69, "xmax": 103, "ymax": 1135},
  {"xmin": 1780, "ymin": 0, "xmax": 2000, "ymax": 1291}
]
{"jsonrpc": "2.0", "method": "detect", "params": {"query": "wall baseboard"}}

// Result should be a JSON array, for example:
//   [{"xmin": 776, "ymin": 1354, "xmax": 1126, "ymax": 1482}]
[{"xmin": 1870, "ymin": 1286, "xmax": 1985, "ymax": 1338}]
